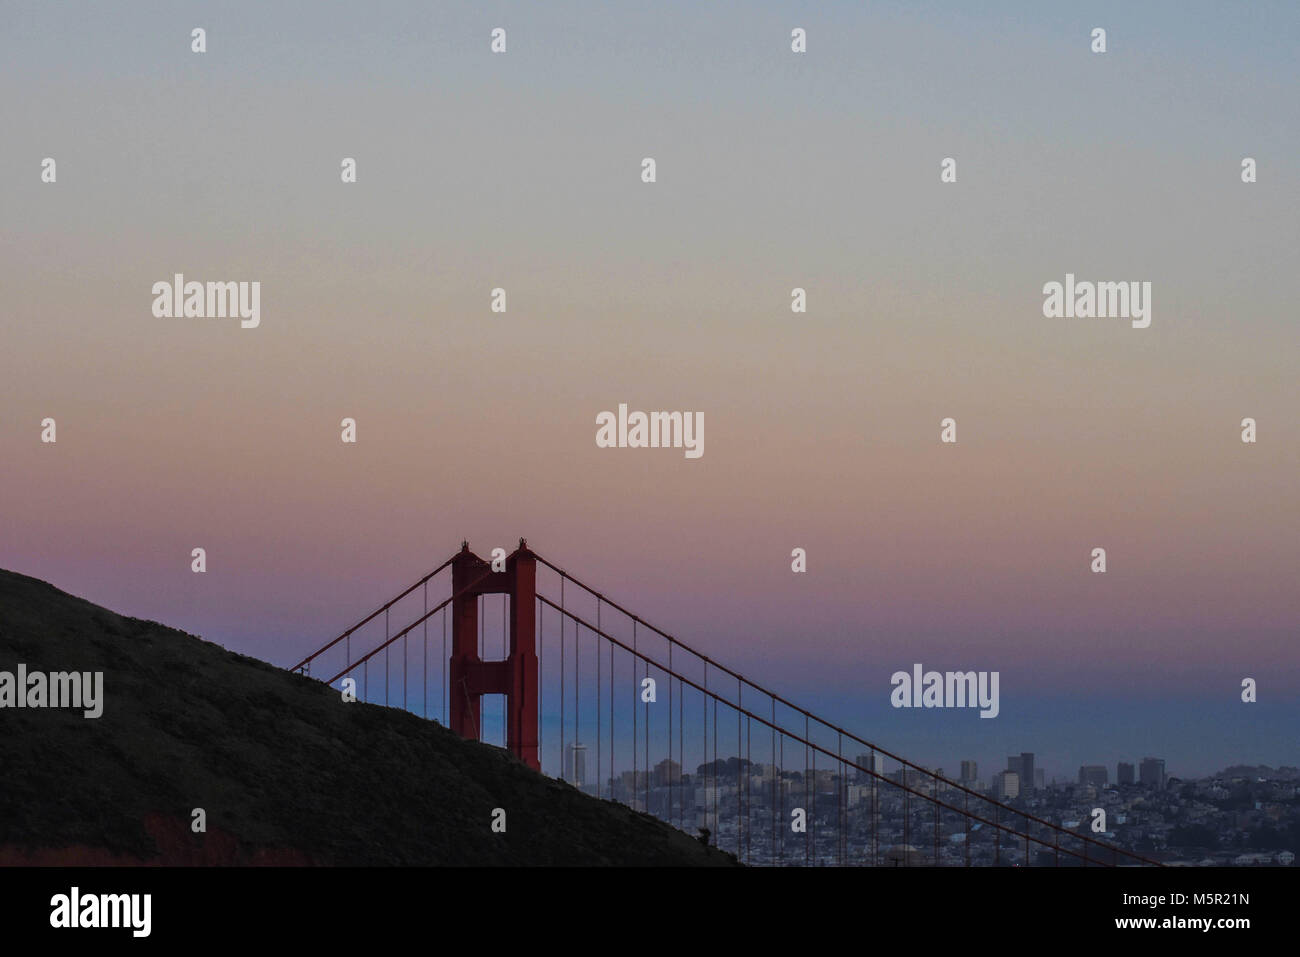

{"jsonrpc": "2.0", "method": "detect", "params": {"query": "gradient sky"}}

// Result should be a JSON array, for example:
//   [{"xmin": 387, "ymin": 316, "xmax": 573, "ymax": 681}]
[{"xmin": 2, "ymin": 1, "xmax": 1297, "ymax": 779}]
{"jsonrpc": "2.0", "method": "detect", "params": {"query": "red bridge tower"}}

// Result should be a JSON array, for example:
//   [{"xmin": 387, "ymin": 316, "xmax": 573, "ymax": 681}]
[{"xmin": 449, "ymin": 540, "xmax": 539, "ymax": 770}]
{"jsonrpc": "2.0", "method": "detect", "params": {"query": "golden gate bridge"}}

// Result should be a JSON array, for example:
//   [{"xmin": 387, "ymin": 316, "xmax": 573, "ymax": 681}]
[{"xmin": 290, "ymin": 540, "xmax": 1159, "ymax": 867}]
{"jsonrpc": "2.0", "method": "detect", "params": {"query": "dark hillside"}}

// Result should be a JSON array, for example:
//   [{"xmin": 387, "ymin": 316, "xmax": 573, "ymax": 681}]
[{"xmin": 0, "ymin": 568, "xmax": 734, "ymax": 866}]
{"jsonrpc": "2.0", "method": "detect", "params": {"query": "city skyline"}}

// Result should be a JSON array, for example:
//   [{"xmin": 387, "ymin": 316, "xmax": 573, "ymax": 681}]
[{"xmin": 557, "ymin": 744, "xmax": 1297, "ymax": 867}]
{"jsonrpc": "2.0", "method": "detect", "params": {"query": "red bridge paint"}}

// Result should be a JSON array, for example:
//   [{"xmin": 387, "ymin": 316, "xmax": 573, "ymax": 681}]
[{"xmin": 449, "ymin": 541, "xmax": 540, "ymax": 770}]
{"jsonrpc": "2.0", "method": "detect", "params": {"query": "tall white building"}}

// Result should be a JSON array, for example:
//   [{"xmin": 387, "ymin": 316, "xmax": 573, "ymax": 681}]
[
  {"xmin": 566, "ymin": 742, "xmax": 587, "ymax": 786},
  {"xmin": 994, "ymin": 770, "xmax": 1020, "ymax": 800}
]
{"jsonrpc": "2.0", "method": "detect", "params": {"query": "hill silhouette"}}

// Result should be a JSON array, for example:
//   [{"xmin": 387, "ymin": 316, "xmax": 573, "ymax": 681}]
[{"xmin": 0, "ymin": 568, "xmax": 735, "ymax": 866}]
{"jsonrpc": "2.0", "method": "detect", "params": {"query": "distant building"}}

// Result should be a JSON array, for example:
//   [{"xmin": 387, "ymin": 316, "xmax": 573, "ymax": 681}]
[
  {"xmin": 1034, "ymin": 768, "xmax": 1045, "ymax": 791},
  {"xmin": 1139, "ymin": 757, "xmax": 1166, "ymax": 790},
  {"xmin": 1117, "ymin": 762, "xmax": 1136, "ymax": 786},
  {"xmin": 1079, "ymin": 765, "xmax": 1108, "ymax": 788},
  {"xmin": 994, "ymin": 771, "xmax": 1020, "ymax": 800},
  {"xmin": 567, "ymin": 743, "xmax": 587, "ymax": 786},
  {"xmin": 960, "ymin": 760, "xmax": 978, "ymax": 784},
  {"xmin": 1007, "ymin": 755, "xmax": 1023, "ymax": 779},
  {"xmin": 810, "ymin": 768, "xmax": 836, "ymax": 791},
  {"xmin": 1021, "ymin": 753, "xmax": 1036, "ymax": 793},
  {"xmin": 856, "ymin": 752, "xmax": 884, "ymax": 782},
  {"xmin": 653, "ymin": 758, "xmax": 681, "ymax": 787}
]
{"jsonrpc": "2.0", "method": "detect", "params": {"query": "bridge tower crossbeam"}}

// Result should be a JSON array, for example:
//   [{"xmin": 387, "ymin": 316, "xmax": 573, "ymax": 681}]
[{"xmin": 449, "ymin": 540, "xmax": 539, "ymax": 770}]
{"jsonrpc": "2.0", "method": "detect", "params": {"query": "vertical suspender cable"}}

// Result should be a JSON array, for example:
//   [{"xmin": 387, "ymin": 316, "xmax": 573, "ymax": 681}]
[
  {"xmin": 643, "ymin": 657, "xmax": 648, "ymax": 813},
  {"xmin": 965, "ymin": 791, "xmax": 971, "ymax": 867},
  {"xmin": 538, "ymin": 600, "xmax": 543, "ymax": 772},
  {"xmin": 746, "ymin": 714, "xmax": 751, "ymax": 863},
  {"xmin": 812, "ymin": 749, "xmax": 817, "ymax": 866},
  {"xmin": 935, "ymin": 791, "xmax": 940, "ymax": 867},
  {"xmin": 597, "ymin": 599, "xmax": 601, "ymax": 800},
  {"xmin": 805, "ymin": 714, "xmax": 810, "ymax": 865},
  {"xmin": 669, "ymin": 643, "xmax": 673, "ymax": 827},
  {"xmin": 442, "ymin": 606, "xmax": 447, "ymax": 725},
  {"xmin": 632, "ymin": 620, "xmax": 637, "ymax": 806},
  {"xmin": 560, "ymin": 581, "xmax": 565, "ymax": 779},
  {"xmin": 903, "ymin": 765, "xmax": 908, "ymax": 867},
  {"xmin": 712, "ymin": 682, "xmax": 718, "ymax": 842},
  {"xmin": 609, "ymin": 637, "xmax": 613, "ymax": 804},
  {"xmin": 423, "ymin": 582, "xmax": 428, "ymax": 718},
  {"xmin": 577, "ymin": 608, "xmax": 582, "ymax": 780},
  {"xmin": 838, "ymin": 733, "xmax": 843, "ymax": 867}
]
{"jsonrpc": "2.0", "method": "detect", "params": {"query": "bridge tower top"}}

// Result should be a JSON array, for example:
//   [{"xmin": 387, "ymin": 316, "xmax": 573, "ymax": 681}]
[{"xmin": 449, "ymin": 540, "xmax": 539, "ymax": 769}]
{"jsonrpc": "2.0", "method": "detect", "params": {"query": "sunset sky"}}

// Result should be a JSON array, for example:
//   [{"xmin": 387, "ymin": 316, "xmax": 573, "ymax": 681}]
[{"xmin": 3, "ymin": 1, "xmax": 1297, "ymax": 779}]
